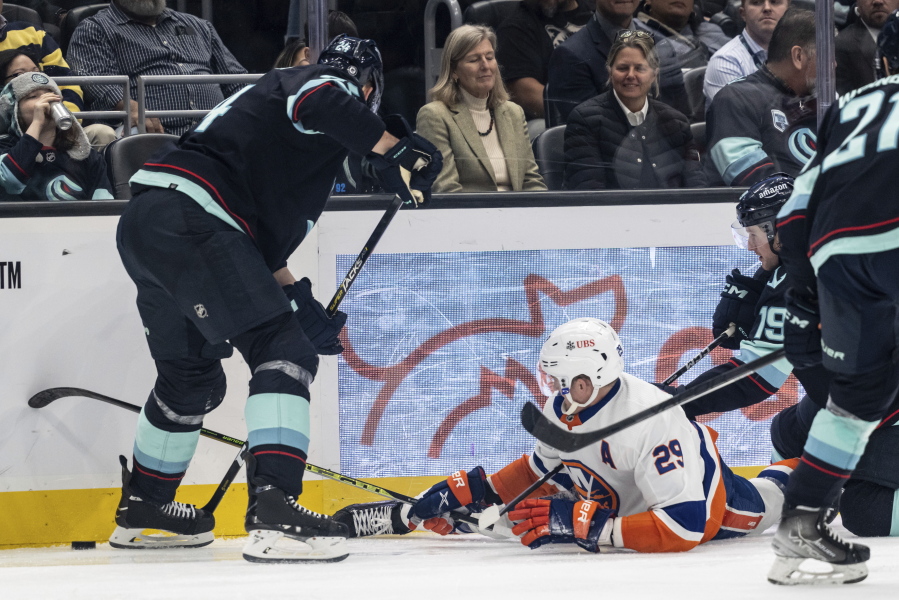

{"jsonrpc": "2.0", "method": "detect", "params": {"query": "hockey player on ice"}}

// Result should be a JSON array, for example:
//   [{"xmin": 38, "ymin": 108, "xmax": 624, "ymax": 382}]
[
  {"xmin": 109, "ymin": 34, "xmax": 442, "ymax": 563},
  {"xmin": 337, "ymin": 318, "xmax": 798, "ymax": 556},
  {"xmin": 672, "ymin": 173, "xmax": 834, "ymax": 420},
  {"xmin": 766, "ymin": 9, "xmax": 899, "ymax": 585}
]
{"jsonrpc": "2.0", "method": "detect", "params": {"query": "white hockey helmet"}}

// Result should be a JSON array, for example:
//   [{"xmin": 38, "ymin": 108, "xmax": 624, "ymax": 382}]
[{"xmin": 539, "ymin": 318, "xmax": 624, "ymax": 415}]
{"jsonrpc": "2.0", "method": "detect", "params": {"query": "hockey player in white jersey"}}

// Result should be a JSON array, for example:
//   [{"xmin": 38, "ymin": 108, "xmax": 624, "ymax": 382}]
[{"xmin": 337, "ymin": 318, "xmax": 797, "ymax": 553}]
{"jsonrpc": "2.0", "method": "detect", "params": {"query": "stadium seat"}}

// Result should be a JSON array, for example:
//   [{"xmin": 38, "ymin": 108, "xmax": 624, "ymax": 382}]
[
  {"xmin": 2, "ymin": 4, "xmax": 44, "ymax": 29},
  {"xmin": 105, "ymin": 133, "xmax": 179, "ymax": 199},
  {"xmin": 463, "ymin": 0, "xmax": 519, "ymax": 29},
  {"xmin": 531, "ymin": 125, "xmax": 566, "ymax": 191},
  {"xmin": 60, "ymin": 4, "xmax": 107, "ymax": 55},
  {"xmin": 683, "ymin": 66, "xmax": 707, "ymax": 123},
  {"xmin": 381, "ymin": 66, "xmax": 427, "ymax": 130},
  {"xmin": 690, "ymin": 121, "xmax": 707, "ymax": 157}
]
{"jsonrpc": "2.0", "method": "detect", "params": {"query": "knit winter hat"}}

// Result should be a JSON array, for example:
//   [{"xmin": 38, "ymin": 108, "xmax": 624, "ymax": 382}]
[{"xmin": 0, "ymin": 72, "xmax": 91, "ymax": 160}]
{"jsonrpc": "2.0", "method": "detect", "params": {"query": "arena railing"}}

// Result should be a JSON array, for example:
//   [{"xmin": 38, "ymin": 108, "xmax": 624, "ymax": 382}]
[
  {"xmin": 51, "ymin": 75, "xmax": 133, "ymax": 135},
  {"xmin": 134, "ymin": 74, "xmax": 264, "ymax": 133},
  {"xmin": 0, "ymin": 187, "xmax": 745, "ymax": 219},
  {"xmin": 424, "ymin": 0, "xmax": 463, "ymax": 94}
]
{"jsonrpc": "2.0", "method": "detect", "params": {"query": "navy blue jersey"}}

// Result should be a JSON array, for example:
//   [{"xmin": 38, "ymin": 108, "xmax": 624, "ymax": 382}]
[
  {"xmin": 777, "ymin": 76, "xmax": 899, "ymax": 294},
  {"xmin": 682, "ymin": 264, "xmax": 831, "ymax": 419},
  {"xmin": 130, "ymin": 65, "xmax": 386, "ymax": 270},
  {"xmin": 706, "ymin": 66, "xmax": 817, "ymax": 186},
  {"xmin": 0, "ymin": 133, "xmax": 113, "ymax": 201}
]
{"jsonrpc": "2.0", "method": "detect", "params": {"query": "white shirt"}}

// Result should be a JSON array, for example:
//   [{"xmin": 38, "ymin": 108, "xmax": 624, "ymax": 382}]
[
  {"xmin": 703, "ymin": 30, "xmax": 767, "ymax": 108},
  {"xmin": 613, "ymin": 90, "xmax": 648, "ymax": 126}
]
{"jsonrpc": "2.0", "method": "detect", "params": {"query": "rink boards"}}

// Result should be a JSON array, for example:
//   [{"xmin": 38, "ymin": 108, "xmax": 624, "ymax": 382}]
[{"xmin": 0, "ymin": 201, "xmax": 786, "ymax": 546}]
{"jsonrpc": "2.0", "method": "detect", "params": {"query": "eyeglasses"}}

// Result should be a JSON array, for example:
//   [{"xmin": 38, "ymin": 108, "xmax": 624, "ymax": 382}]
[{"xmin": 615, "ymin": 30, "xmax": 655, "ymax": 45}]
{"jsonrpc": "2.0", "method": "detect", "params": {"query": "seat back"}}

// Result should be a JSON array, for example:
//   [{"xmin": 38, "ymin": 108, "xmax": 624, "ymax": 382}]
[
  {"xmin": 2, "ymin": 3, "xmax": 43, "ymax": 29},
  {"xmin": 462, "ymin": 0, "xmax": 519, "ymax": 28},
  {"xmin": 105, "ymin": 133, "xmax": 180, "ymax": 199},
  {"xmin": 531, "ymin": 125, "xmax": 566, "ymax": 191},
  {"xmin": 60, "ymin": 4, "xmax": 108, "ymax": 54},
  {"xmin": 683, "ymin": 66, "xmax": 707, "ymax": 123},
  {"xmin": 690, "ymin": 121, "xmax": 707, "ymax": 157}
]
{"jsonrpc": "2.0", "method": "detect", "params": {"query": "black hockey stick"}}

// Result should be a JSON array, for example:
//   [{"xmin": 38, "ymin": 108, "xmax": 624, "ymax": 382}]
[
  {"xmin": 327, "ymin": 192, "xmax": 405, "ymax": 316},
  {"xmin": 520, "ymin": 348, "xmax": 786, "ymax": 453},
  {"xmin": 661, "ymin": 323, "xmax": 736, "ymax": 386},
  {"xmin": 27, "ymin": 387, "xmax": 478, "ymax": 525}
]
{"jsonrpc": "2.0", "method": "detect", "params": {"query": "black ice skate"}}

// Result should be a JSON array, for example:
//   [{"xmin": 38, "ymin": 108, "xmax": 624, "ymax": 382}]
[
  {"xmin": 109, "ymin": 455, "xmax": 215, "ymax": 549},
  {"xmin": 242, "ymin": 454, "xmax": 349, "ymax": 563},
  {"xmin": 333, "ymin": 500, "xmax": 413, "ymax": 537},
  {"xmin": 768, "ymin": 505, "xmax": 870, "ymax": 585}
]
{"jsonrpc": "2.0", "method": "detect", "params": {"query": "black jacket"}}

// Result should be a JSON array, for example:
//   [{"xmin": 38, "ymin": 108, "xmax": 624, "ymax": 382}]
[
  {"xmin": 834, "ymin": 19, "xmax": 878, "ymax": 97},
  {"xmin": 563, "ymin": 91, "xmax": 706, "ymax": 190}
]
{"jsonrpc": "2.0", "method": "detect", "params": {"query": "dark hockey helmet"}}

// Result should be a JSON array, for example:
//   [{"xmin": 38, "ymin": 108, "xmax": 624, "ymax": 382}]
[
  {"xmin": 318, "ymin": 34, "xmax": 384, "ymax": 113},
  {"xmin": 731, "ymin": 173, "xmax": 793, "ymax": 249},
  {"xmin": 876, "ymin": 10, "xmax": 899, "ymax": 78}
]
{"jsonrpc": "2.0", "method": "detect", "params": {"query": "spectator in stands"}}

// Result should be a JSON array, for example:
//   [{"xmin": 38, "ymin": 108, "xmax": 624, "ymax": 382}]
[
  {"xmin": 273, "ymin": 10, "xmax": 358, "ymax": 69},
  {"xmin": 495, "ymin": 0, "xmax": 593, "ymax": 120},
  {"xmin": 563, "ymin": 30, "xmax": 704, "ymax": 190},
  {"xmin": 705, "ymin": 9, "xmax": 816, "ymax": 186},
  {"xmin": 546, "ymin": 0, "xmax": 690, "ymax": 125},
  {"xmin": 0, "ymin": 72, "xmax": 113, "ymax": 201},
  {"xmin": 635, "ymin": 0, "xmax": 731, "ymax": 69},
  {"xmin": 703, "ymin": 0, "xmax": 790, "ymax": 107},
  {"xmin": 835, "ymin": 0, "xmax": 899, "ymax": 95},
  {"xmin": 0, "ymin": 48, "xmax": 116, "ymax": 149},
  {"xmin": 67, "ymin": 0, "xmax": 247, "ymax": 136},
  {"xmin": 416, "ymin": 25, "xmax": 546, "ymax": 193}
]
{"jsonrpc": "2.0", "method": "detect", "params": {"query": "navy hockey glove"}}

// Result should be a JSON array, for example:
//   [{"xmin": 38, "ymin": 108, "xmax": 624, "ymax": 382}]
[
  {"xmin": 712, "ymin": 268, "xmax": 765, "ymax": 349},
  {"xmin": 408, "ymin": 467, "xmax": 492, "ymax": 535},
  {"xmin": 283, "ymin": 278, "xmax": 347, "ymax": 355},
  {"xmin": 369, "ymin": 127, "xmax": 442, "ymax": 207},
  {"xmin": 509, "ymin": 498, "xmax": 615, "ymax": 552},
  {"xmin": 783, "ymin": 289, "xmax": 822, "ymax": 369}
]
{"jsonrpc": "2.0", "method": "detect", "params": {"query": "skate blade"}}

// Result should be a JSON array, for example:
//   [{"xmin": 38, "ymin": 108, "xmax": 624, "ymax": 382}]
[
  {"xmin": 767, "ymin": 556, "xmax": 868, "ymax": 585},
  {"xmin": 242, "ymin": 529, "xmax": 349, "ymax": 563},
  {"xmin": 109, "ymin": 526, "xmax": 214, "ymax": 549}
]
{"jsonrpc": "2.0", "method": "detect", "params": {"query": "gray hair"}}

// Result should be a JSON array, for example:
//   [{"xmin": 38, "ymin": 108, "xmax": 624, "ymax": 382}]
[{"xmin": 430, "ymin": 24, "xmax": 509, "ymax": 110}]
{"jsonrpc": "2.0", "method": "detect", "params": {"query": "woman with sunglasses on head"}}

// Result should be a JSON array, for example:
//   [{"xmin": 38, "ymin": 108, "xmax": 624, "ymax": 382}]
[{"xmin": 563, "ymin": 30, "xmax": 705, "ymax": 190}]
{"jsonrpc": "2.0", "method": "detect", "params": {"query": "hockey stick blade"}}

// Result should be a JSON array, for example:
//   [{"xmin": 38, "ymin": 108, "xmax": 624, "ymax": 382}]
[
  {"xmin": 521, "ymin": 348, "xmax": 786, "ymax": 453},
  {"xmin": 28, "ymin": 387, "xmax": 134, "ymax": 410}
]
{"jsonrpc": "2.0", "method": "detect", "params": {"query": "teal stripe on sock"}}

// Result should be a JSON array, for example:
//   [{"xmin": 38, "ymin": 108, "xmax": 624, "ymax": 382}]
[
  {"xmin": 245, "ymin": 393, "xmax": 310, "ymax": 450},
  {"xmin": 891, "ymin": 489, "xmax": 899, "ymax": 536},
  {"xmin": 133, "ymin": 410, "xmax": 200, "ymax": 473},
  {"xmin": 805, "ymin": 408, "xmax": 878, "ymax": 471},
  {"xmin": 248, "ymin": 427, "xmax": 310, "ymax": 453}
]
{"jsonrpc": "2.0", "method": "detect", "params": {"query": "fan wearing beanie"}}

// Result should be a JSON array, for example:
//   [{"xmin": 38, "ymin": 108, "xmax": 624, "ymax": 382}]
[{"xmin": 0, "ymin": 72, "xmax": 113, "ymax": 201}]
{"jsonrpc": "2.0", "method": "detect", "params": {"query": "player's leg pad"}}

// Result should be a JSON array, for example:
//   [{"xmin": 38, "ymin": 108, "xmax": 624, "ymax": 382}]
[
  {"xmin": 768, "ymin": 506, "xmax": 869, "ymax": 585},
  {"xmin": 110, "ymin": 455, "xmax": 215, "ymax": 550}
]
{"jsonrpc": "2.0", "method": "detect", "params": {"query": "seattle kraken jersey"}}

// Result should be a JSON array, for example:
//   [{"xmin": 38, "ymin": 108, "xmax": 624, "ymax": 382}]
[
  {"xmin": 706, "ymin": 66, "xmax": 817, "ymax": 186},
  {"xmin": 130, "ymin": 65, "xmax": 386, "ymax": 270},
  {"xmin": 778, "ymin": 76, "xmax": 899, "ymax": 290}
]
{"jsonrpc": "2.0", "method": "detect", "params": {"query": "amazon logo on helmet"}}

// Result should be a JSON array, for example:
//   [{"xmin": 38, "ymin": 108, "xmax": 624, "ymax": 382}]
[{"xmin": 318, "ymin": 34, "xmax": 384, "ymax": 113}]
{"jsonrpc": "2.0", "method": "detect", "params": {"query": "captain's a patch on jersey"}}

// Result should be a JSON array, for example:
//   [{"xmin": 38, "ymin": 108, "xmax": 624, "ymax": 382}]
[{"xmin": 771, "ymin": 109, "xmax": 788, "ymax": 132}]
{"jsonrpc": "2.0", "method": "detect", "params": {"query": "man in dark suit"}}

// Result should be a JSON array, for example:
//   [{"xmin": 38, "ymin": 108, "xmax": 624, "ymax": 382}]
[
  {"xmin": 835, "ymin": 0, "xmax": 899, "ymax": 95},
  {"xmin": 545, "ymin": 0, "xmax": 689, "ymax": 125}
]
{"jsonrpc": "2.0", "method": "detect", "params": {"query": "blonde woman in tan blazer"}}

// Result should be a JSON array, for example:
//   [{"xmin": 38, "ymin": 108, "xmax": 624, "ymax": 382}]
[{"xmin": 416, "ymin": 25, "xmax": 546, "ymax": 193}]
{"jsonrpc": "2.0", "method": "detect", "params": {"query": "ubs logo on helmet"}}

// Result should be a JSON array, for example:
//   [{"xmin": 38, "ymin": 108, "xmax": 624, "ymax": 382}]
[{"xmin": 788, "ymin": 128, "xmax": 817, "ymax": 164}]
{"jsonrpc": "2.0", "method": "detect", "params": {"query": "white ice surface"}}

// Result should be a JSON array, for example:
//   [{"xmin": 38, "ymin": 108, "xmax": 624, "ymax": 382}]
[{"xmin": 2, "ymin": 520, "xmax": 898, "ymax": 600}]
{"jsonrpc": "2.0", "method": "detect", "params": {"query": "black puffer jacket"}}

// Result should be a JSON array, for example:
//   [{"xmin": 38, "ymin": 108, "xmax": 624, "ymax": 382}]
[{"xmin": 563, "ymin": 91, "xmax": 706, "ymax": 190}]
